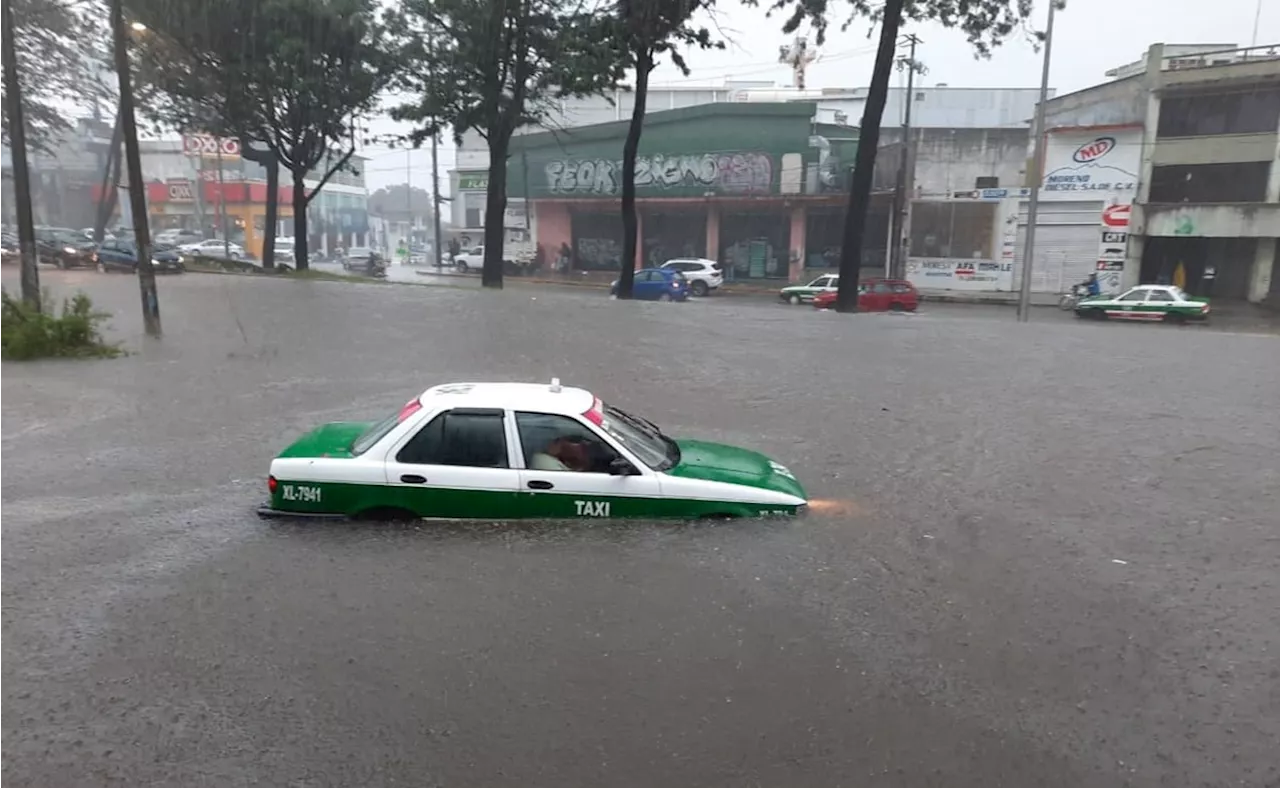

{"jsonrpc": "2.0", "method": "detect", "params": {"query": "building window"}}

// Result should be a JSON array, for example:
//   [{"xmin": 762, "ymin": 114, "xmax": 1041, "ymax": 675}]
[
  {"xmin": 1148, "ymin": 161, "xmax": 1270, "ymax": 203},
  {"xmin": 464, "ymin": 206, "xmax": 483, "ymax": 228},
  {"xmin": 1157, "ymin": 87, "xmax": 1280, "ymax": 138},
  {"xmin": 974, "ymin": 176, "xmax": 1000, "ymax": 189},
  {"xmin": 909, "ymin": 202, "xmax": 997, "ymax": 259}
]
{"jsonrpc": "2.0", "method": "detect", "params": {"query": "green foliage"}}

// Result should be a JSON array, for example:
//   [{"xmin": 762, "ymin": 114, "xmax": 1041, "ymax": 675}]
[
  {"xmin": 3, "ymin": 0, "xmax": 109, "ymax": 151},
  {"xmin": 766, "ymin": 0, "xmax": 1036, "ymax": 54},
  {"xmin": 617, "ymin": 0, "xmax": 719, "ymax": 75},
  {"xmin": 390, "ymin": 0, "xmax": 625, "ymax": 145},
  {"xmin": 131, "ymin": 0, "xmax": 394, "ymax": 172},
  {"xmin": 1, "ymin": 289, "xmax": 122, "ymax": 360}
]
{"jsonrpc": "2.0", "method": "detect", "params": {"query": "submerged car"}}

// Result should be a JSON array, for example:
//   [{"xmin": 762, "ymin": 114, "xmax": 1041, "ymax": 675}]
[
  {"xmin": 93, "ymin": 239, "xmax": 185, "ymax": 273},
  {"xmin": 1074, "ymin": 285, "xmax": 1209, "ymax": 323},
  {"xmin": 260, "ymin": 380, "xmax": 808, "ymax": 520},
  {"xmin": 779, "ymin": 274, "xmax": 839, "ymax": 304},
  {"xmin": 812, "ymin": 278, "xmax": 919, "ymax": 312},
  {"xmin": 610, "ymin": 268, "xmax": 689, "ymax": 301}
]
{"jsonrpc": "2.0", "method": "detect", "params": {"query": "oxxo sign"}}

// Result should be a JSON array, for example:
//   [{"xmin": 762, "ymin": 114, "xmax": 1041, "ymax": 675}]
[
  {"xmin": 182, "ymin": 134, "xmax": 241, "ymax": 159},
  {"xmin": 167, "ymin": 180, "xmax": 194, "ymax": 202}
]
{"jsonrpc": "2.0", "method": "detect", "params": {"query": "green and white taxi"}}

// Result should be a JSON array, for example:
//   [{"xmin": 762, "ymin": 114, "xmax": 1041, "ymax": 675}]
[
  {"xmin": 779, "ymin": 274, "xmax": 839, "ymax": 305},
  {"xmin": 260, "ymin": 380, "xmax": 808, "ymax": 520},
  {"xmin": 1075, "ymin": 285, "xmax": 1210, "ymax": 323}
]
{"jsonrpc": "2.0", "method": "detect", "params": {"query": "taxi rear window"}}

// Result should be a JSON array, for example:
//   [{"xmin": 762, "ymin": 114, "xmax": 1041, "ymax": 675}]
[{"xmin": 352, "ymin": 398, "xmax": 422, "ymax": 455}]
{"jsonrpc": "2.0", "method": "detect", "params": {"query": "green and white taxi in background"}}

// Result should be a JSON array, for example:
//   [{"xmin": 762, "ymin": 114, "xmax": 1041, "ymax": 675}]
[
  {"xmin": 779, "ymin": 274, "xmax": 839, "ymax": 305},
  {"xmin": 1075, "ymin": 285, "xmax": 1210, "ymax": 323},
  {"xmin": 260, "ymin": 380, "xmax": 808, "ymax": 520}
]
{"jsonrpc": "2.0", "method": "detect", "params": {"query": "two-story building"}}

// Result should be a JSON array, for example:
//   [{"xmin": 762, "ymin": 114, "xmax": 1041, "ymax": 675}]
[
  {"xmin": 1039, "ymin": 43, "xmax": 1280, "ymax": 304},
  {"xmin": 504, "ymin": 102, "xmax": 864, "ymax": 281}
]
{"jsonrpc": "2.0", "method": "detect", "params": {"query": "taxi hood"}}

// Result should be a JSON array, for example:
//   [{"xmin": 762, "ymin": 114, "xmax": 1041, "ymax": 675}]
[
  {"xmin": 666, "ymin": 439, "xmax": 806, "ymax": 500},
  {"xmin": 276, "ymin": 421, "xmax": 373, "ymax": 459}
]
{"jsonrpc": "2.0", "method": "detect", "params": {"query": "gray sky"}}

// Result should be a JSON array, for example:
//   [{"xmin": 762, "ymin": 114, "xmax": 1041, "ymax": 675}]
[{"xmin": 361, "ymin": 0, "xmax": 1278, "ymax": 191}]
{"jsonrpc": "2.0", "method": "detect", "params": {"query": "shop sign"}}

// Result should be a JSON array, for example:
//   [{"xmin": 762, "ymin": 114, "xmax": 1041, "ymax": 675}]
[
  {"xmin": 183, "ymin": 134, "xmax": 241, "ymax": 159},
  {"xmin": 458, "ymin": 172, "xmax": 489, "ymax": 191},
  {"xmin": 167, "ymin": 180, "xmax": 194, "ymax": 202},
  {"xmin": 905, "ymin": 258, "xmax": 1013, "ymax": 292},
  {"xmin": 1041, "ymin": 130, "xmax": 1139, "ymax": 200}
]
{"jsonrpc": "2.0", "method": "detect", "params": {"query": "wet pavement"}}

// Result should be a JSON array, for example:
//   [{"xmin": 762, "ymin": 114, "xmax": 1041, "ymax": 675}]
[{"xmin": 4, "ymin": 269, "xmax": 1279, "ymax": 787}]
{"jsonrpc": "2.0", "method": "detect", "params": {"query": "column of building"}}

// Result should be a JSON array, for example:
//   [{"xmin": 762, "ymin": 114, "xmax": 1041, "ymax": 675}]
[
  {"xmin": 1248, "ymin": 115, "xmax": 1280, "ymax": 302},
  {"xmin": 1123, "ymin": 43, "xmax": 1165, "ymax": 290}
]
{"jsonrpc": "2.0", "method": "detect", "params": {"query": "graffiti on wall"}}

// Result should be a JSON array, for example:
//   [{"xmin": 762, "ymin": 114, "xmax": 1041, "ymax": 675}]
[{"xmin": 545, "ymin": 152, "xmax": 773, "ymax": 196}]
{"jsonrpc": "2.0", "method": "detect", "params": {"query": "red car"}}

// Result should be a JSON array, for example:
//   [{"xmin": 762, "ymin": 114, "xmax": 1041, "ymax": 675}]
[{"xmin": 812, "ymin": 278, "xmax": 919, "ymax": 312}]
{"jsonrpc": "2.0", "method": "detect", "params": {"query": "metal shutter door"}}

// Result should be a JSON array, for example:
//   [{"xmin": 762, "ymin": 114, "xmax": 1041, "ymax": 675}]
[{"xmin": 1012, "ymin": 201, "xmax": 1105, "ymax": 293}]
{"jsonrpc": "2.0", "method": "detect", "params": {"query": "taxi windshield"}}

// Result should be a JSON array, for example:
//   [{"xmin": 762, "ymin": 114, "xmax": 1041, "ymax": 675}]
[{"xmin": 598, "ymin": 404, "xmax": 679, "ymax": 471}]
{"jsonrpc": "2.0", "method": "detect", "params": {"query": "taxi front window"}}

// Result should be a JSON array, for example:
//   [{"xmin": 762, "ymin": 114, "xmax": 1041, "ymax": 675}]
[{"xmin": 597, "ymin": 404, "xmax": 678, "ymax": 471}]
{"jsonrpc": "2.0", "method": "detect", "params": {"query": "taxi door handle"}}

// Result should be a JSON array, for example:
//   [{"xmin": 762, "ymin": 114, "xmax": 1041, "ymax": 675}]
[
  {"xmin": 527, "ymin": 480, "xmax": 554, "ymax": 490},
  {"xmin": 400, "ymin": 474, "xmax": 427, "ymax": 484}
]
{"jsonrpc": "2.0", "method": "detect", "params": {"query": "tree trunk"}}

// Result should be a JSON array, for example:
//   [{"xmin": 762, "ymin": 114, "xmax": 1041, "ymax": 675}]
[
  {"xmin": 481, "ymin": 131, "xmax": 512, "ymax": 289},
  {"xmin": 617, "ymin": 49, "xmax": 652, "ymax": 300},
  {"xmin": 834, "ymin": 0, "xmax": 904, "ymax": 313},
  {"xmin": 3, "ymin": 0, "xmax": 40, "ymax": 309},
  {"xmin": 261, "ymin": 156, "xmax": 279, "ymax": 269},
  {"xmin": 292, "ymin": 168, "xmax": 309, "ymax": 271},
  {"xmin": 93, "ymin": 113, "xmax": 124, "ymax": 244},
  {"xmin": 243, "ymin": 141, "xmax": 278, "ymax": 269}
]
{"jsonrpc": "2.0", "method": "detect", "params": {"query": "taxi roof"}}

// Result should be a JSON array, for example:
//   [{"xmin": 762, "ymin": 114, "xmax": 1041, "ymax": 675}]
[{"xmin": 419, "ymin": 381, "xmax": 595, "ymax": 415}]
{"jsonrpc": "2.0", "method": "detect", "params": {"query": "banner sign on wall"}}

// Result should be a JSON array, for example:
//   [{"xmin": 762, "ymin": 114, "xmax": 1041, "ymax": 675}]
[
  {"xmin": 906, "ymin": 258, "xmax": 1013, "ymax": 291},
  {"xmin": 1040, "ymin": 130, "xmax": 1140, "ymax": 200}
]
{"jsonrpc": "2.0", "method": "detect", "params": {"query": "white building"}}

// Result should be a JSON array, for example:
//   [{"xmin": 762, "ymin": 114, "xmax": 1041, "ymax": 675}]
[{"xmin": 1036, "ymin": 42, "xmax": 1280, "ymax": 303}]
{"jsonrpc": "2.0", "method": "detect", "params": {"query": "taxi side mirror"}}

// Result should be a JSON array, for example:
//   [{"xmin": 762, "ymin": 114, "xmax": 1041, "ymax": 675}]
[{"xmin": 608, "ymin": 457, "xmax": 639, "ymax": 476}]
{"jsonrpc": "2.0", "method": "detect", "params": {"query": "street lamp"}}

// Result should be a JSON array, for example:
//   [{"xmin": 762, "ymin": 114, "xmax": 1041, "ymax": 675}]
[{"xmin": 1016, "ymin": 0, "xmax": 1064, "ymax": 322}]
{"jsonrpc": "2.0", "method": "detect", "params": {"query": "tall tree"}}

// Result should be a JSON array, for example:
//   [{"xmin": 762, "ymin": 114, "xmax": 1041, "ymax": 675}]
[
  {"xmin": 130, "ymin": 0, "xmax": 397, "ymax": 269},
  {"xmin": 766, "ymin": 0, "xmax": 1036, "ymax": 311},
  {"xmin": 2, "ymin": 0, "xmax": 108, "ymax": 152},
  {"xmin": 612, "ymin": 0, "xmax": 717, "ymax": 299},
  {"xmin": 392, "ymin": 0, "xmax": 624, "ymax": 289}
]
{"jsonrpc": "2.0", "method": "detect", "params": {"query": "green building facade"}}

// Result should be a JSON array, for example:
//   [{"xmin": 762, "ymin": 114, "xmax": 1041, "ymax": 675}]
[{"xmin": 496, "ymin": 102, "xmax": 872, "ymax": 279}]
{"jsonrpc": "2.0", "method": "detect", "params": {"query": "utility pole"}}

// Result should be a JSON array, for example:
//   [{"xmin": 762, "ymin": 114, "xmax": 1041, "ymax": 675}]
[
  {"xmin": 111, "ymin": 0, "xmax": 161, "ymax": 336},
  {"xmin": 889, "ymin": 33, "xmax": 921, "ymax": 279},
  {"xmin": 215, "ymin": 144, "xmax": 230, "ymax": 258},
  {"xmin": 1017, "ymin": 0, "xmax": 1060, "ymax": 322},
  {"xmin": 3, "ymin": 0, "xmax": 41, "ymax": 309},
  {"xmin": 778, "ymin": 36, "xmax": 818, "ymax": 90},
  {"xmin": 430, "ymin": 133, "xmax": 442, "ymax": 268}
]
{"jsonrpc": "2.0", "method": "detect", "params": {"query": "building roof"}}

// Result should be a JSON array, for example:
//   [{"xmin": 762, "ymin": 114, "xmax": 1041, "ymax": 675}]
[
  {"xmin": 420, "ymin": 381, "xmax": 595, "ymax": 415},
  {"xmin": 509, "ymin": 102, "xmax": 830, "ymax": 152}
]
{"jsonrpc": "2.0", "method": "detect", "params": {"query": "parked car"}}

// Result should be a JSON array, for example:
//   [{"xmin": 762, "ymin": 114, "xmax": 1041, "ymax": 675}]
[
  {"xmin": 454, "ymin": 243, "xmax": 537, "ymax": 273},
  {"xmin": 178, "ymin": 239, "xmax": 245, "ymax": 259},
  {"xmin": 1, "ymin": 232, "xmax": 18, "ymax": 265},
  {"xmin": 80, "ymin": 228, "xmax": 116, "ymax": 243},
  {"xmin": 340, "ymin": 246, "xmax": 373, "ymax": 270},
  {"xmin": 779, "ymin": 274, "xmax": 839, "ymax": 304},
  {"xmin": 35, "ymin": 227, "xmax": 96, "ymax": 268},
  {"xmin": 93, "ymin": 239, "xmax": 185, "ymax": 273},
  {"xmin": 660, "ymin": 258, "xmax": 723, "ymax": 296},
  {"xmin": 610, "ymin": 268, "xmax": 689, "ymax": 301},
  {"xmin": 812, "ymin": 278, "xmax": 919, "ymax": 312},
  {"xmin": 155, "ymin": 229, "xmax": 204, "ymax": 247}
]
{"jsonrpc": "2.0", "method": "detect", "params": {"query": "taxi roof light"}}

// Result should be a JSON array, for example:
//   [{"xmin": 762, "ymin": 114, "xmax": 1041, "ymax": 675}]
[{"xmin": 549, "ymin": 377, "xmax": 562, "ymax": 393}]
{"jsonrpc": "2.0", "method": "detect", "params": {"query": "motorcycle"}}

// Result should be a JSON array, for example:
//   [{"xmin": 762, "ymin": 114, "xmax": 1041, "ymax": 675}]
[{"xmin": 1059, "ymin": 283, "xmax": 1094, "ymax": 311}]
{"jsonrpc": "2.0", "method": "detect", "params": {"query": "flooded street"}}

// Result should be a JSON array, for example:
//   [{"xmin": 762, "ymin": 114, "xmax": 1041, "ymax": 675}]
[{"xmin": 4, "ymin": 270, "xmax": 1279, "ymax": 786}]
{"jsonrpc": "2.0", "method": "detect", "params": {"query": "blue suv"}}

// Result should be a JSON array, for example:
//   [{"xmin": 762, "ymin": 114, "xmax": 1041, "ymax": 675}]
[{"xmin": 610, "ymin": 267, "xmax": 689, "ymax": 301}]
